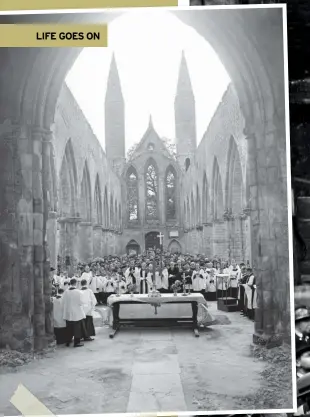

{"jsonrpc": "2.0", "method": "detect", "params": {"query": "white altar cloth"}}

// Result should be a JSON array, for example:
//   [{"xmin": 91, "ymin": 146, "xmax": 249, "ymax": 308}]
[{"xmin": 106, "ymin": 293, "xmax": 215, "ymax": 327}]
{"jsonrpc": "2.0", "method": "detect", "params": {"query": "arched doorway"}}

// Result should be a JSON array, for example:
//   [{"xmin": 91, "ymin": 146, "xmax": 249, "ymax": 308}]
[
  {"xmin": 168, "ymin": 239, "xmax": 182, "ymax": 254},
  {"xmin": 126, "ymin": 239, "xmax": 141, "ymax": 255},
  {"xmin": 0, "ymin": 8, "xmax": 288, "ymax": 351},
  {"xmin": 145, "ymin": 231, "xmax": 160, "ymax": 251}
]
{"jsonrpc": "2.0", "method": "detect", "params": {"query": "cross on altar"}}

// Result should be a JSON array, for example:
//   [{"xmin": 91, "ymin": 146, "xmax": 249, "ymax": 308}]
[{"xmin": 157, "ymin": 232, "xmax": 164, "ymax": 246}]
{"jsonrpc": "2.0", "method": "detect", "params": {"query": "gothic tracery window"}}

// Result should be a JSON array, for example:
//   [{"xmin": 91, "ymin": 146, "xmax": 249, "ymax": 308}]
[
  {"xmin": 127, "ymin": 167, "xmax": 139, "ymax": 221},
  {"xmin": 166, "ymin": 167, "xmax": 177, "ymax": 220},
  {"xmin": 145, "ymin": 160, "xmax": 158, "ymax": 220}
]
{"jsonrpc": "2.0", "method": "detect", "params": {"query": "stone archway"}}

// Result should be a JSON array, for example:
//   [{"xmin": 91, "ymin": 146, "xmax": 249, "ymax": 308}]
[
  {"xmin": 0, "ymin": 7, "xmax": 289, "ymax": 350},
  {"xmin": 168, "ymin": 239, "xmax": 182, "ymax": 254},
  {"xmin": 126, "ymin": 239, "xmax": 141, "ymax": 255}
]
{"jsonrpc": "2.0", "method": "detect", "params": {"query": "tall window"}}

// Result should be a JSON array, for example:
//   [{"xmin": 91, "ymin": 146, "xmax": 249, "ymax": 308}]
[
  {"xmin": 166, "ymin": 167, "xmax": 177, "ymax": 220},
  {"xmin": 127, "ymin": 167, "xmax": 139, "ymax": 221},
  {"xmin": 145, "ymin": 160, "xmax": 158, "ymax": 220}
]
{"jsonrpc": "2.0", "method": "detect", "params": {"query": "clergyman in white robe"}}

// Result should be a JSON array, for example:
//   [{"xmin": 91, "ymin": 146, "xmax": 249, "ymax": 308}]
[
  {"xmin": 62, "ymin": 278, "xmax": 86, "ymax": 347},
  {"xmin": 80, "ymin": 280, "xmax": 97, "ymax": 339}
]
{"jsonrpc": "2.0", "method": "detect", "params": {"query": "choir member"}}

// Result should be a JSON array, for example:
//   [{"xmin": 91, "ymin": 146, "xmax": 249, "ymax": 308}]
[
  {"xmin": 53, "ymin": 288, "xmax": 67, "ymax": 345},
  {"xmin": 192, "ymin": 273, "xmax": 206, "ymax": 295},
  {"xmin": 89, "ymin": 269, "xmax": 102, "ymax": 304},
  {"xmin": 81, "ymin": 265, "xmax": 92, "ymax": 286},
  {"xmin": 227, "ymin": 259, "xmax": 240, "ymax": 298},
  {"xmin": 161, "ymin": 263, "xmax": 169, "ymax": 293},
  {"xmin": 62, "ymin": 278, "xmax": 86, "ymax": 348},
  {"xmin": 205, "ymin": 268, "xmax": 216, "ymax": 301},
  {"xmin": 80, "ymin": 279, "xmax": 96, "ymax": 340}
]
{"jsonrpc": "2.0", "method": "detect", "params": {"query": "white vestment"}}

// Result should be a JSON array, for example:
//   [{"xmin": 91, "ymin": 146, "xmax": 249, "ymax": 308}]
[
  {"xmin": 192, "ymin": 275, "xmax": 206, "ymax": 291},
  {"xmin": 89, "ymin": 275, "xmax": 101, "ymax": 294},
  {"xmin": 80, "ymin": 288, "xmax": 97, "ymax": 316},
  {"xmin": 62, "ymin": 287, "xmax": 86, "ymax": 322},
  {"xmin": 105, "ymin": 278, "xmax": 115, "ymax": 293},
  {"xmin": 53, "ymin": 296, "xmax": 66, "ymax": 328},
  {"xmin": 161, "ymin": 268, "xmax": 169, "ymax": 290},
  {"xmin": 154, "ymin": 271, "xmax": 162, "ymax": 289},
  {"xmin": 245, "ymin": 274, "xmax": 255, "ymax": 309},
  {"xmin": 81, "ymin": 271, "xmax": 92, "ymax": 286}
]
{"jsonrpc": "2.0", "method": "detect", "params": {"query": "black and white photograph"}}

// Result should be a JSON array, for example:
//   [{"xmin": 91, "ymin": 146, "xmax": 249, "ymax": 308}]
[{"xmin": 0, "ymin": 4, "xmax": 295, "ymax": 415}]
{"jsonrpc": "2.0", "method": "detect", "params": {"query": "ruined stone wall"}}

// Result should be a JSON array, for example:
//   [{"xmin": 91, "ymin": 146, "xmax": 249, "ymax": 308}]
[
  {"xmin": 181, "ymin": 84, "xmax": 250, "ymax": 261},
  {"xmin": 51, "ymin": 83, "xmax": 124, "ymax": 269}
]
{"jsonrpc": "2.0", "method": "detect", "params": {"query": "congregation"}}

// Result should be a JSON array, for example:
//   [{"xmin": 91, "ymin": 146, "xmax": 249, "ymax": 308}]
[{"xmin": 51, "ymin": 251, "xmax": 257, "ymax": 348}]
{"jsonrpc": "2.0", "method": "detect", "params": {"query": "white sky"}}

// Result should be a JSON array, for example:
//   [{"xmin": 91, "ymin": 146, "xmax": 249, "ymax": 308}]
[{"xmin": 66, "ymin": 9, "xmax": 230, "ymax": 153}]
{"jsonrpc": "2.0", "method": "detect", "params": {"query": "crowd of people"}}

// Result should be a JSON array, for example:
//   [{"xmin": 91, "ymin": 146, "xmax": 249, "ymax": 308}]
[{"xmin": 51, "ymin": 251, "xmax": 257, "ymax": 348}]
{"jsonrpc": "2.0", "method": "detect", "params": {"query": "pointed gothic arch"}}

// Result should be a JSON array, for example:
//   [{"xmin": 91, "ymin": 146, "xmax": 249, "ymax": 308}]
[
  {"xmin": 212, "ymin": 157, "xmax": 224, "ymax": 220},
  {"xmin": 168, "ymin": 239, "xmax": 182, "ymax": 254},
  {"xmin": 165, "ymin": 165, "xmax": 177, "ymax": 221},
  {"xmin": 59, "ymin": 139, "xmax": 78, "ymax": 218},
  {"xmin": 145, "ymin": 158, "xmax": 159, "ymax": 220},
  {"xmin": 191, "ymin": 191, "xmax": 195, "ymax": 227},
  {"xmin": 187, "ymin": 196, "xmax": 190, "ymax": 227},
  {"xmin": 104, "ymin": 186, "xmax": 109, "ymax": 228},
  {"xmin": 196, "ymin": 184, "xmax": 201, "ymax": 225},
  {"xmin": 94, "ymin": 174, "xmax": 103, "ymax": 225},
  {"xmin": 110, "ymin": 194, "xmax": 114, "ymax": 228},
  {"xmin": 115, "ymin": 200, "xmax": 118, "ymax": 228},
  {"xmin": 80, "ymin": 161, "xmax": 92, "ymax": 221},
  {"xmin": 126, "ymin": 165, "xmax": 139, "ymax": 222},
  {"xmin": 225, "ymin": 136, "xmax": 244, "ymax": 214},
  {"xmin": 202, "ymin": 172, "xmax": 210, "ymax": 223},
  {"xmin": 118, "ymin": 202, "xmax": 122, "ymax": 229}
]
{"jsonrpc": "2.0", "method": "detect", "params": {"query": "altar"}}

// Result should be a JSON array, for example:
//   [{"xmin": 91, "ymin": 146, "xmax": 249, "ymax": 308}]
[{"xmin": 106, "ymin": 293, "xmax": 213, "ymax": 339}]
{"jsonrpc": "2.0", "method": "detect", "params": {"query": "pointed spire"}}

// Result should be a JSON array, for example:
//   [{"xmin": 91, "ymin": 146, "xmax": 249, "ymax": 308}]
[
  {"xmin": 105, "ymin": 52, "xmax": 123, "ymax": 102},
  {"xmin": 176, "ymin": 50, "xmax": 193, "ymax": 96},
  {"xmin": 148, "ymin": 114, "xmax": 153, "ymax": 129}
]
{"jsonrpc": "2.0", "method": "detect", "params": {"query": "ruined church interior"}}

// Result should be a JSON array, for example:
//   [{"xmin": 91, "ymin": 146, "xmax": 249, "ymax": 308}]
[{"xmin": 0, "ymin": 7, "xmax": 291, "ymax": 357}]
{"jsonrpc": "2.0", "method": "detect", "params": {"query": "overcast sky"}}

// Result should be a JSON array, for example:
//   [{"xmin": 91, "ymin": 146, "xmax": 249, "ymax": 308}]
[{"xmin": 66, "ymin": 9, "xmax": 230, "ymax": 153}]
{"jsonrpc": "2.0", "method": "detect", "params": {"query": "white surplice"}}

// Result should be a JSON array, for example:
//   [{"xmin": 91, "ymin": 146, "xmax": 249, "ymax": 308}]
[
  {"xmin": 161, "ymin": 268, "xmax": 169, "ymax": 290},
  {"xmin": 89, "ymin": 275, "xmax": 101, "ymax": 294},
  {"xmin": 81, "ymin": 271, "xmax": 92, "ymax": 286},
  {"xmin": 53, "ymin": 296, "xmax": 66, "ymax": 328},
  {"xmin": 62, "ymin": 287, "xmax": 86, "ymax": 322},
  {"xmin": 80, "ymin": 287, "xmax": 97, "ymax": 316}
]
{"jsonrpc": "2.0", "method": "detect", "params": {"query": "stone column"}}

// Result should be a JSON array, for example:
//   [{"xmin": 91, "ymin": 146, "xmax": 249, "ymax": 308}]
[
  {"xmin": 246, "ymin": 118, "xmax": 289, "ymax": 346},
  {"xmin": 46, "ymin": 211, "xmax": 57, "ymax": 269},
  {"xmin": 78, "ymin": 222, "xmax": 94, "ymax": 263},
  {"xmin": 0, "ymin": 122, "xmax": 35, "ymax": 351},
  {"xmin": 93, "ymin": 225, "xmax": 103, "ymax": 258},
  {"xmin": 202, "ymin": 223, "xmax": 212, "ymax": 257}
]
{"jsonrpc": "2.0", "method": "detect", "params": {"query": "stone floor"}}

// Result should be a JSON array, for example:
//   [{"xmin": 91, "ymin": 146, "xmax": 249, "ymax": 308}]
[{"xmin": 0, "ymin": 302, "xmax": 274, "ymax": 414}]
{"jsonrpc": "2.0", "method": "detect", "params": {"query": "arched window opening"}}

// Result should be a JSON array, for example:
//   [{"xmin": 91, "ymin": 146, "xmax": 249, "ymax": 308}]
[
  {"xmin": 126, "ymin": 167, "xmax": 139, "ymax": 222},
  {"xmin": 166, "ymin": 167, "xmax": 177, "ymax": 220},
  {"xmin": 145, "ymin": 160, "xmax": 159, "ymax": 220}
]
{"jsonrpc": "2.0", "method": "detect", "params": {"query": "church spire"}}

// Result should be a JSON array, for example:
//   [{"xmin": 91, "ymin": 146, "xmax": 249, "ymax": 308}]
[
  {"xmin": 174, "ymin": 50, "xmax": 197, "ymax": 170},
  {"xmin": 105, "ymin": 52, "xmax": 123, "ymax": 103},
  {"xmin": 148, "ymin": 114, "xmax": 153, "ymax": 129},
  {"xmin": 105, "ymin": 52, "xmax": 125, "ymax": 174},
  {"xmin": 176, "ymin": 50, "xmax": 194, "ymax": 96}
]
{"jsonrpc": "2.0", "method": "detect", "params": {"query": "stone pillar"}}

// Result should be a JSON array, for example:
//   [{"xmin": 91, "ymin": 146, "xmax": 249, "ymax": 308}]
[
  {"xmin": 46, "ymin": 211, "xmax": 57, "ymax": 269},
  {"xmin": 0, "ymin": 122, "xmax": 34, "ymax": 351},
  {"xmin": 246, "ymin": 119, "xmax": 289, "ymax": 346},
  {"xmin": 78, "ymin": 222, "xmax": 94, "ymax": 263},
  {"xmin": 93, "ymin": 225, "xmax": 103, "ymax": 258},
  {"xmin": 202, "ymin": 223, "xmax": 212, "ymax": 257},
  {"xmin": 213, "ymin": 220, "xmax": 227, "ymax": 259}
]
